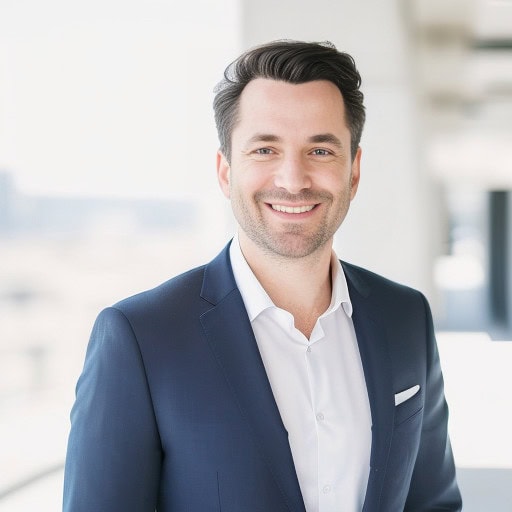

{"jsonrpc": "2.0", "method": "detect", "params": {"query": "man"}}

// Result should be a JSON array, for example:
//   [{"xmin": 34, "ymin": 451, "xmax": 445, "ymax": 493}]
[{"xmin": 63, "ymin": 40, "xmax": 462, "ymax": 511}]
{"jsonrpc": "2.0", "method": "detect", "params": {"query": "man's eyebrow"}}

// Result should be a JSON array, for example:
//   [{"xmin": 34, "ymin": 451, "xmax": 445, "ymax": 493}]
[
  {"xmin": 308, "ymin": 133, "xmax": 344, "ymax": 148},
  {"xmin": 244, "ymin": 132, "xmax": 344, "ymax": 148},
  {"xmin": 246, "ymin": 133, "xmax": 282, "ymax": 144}
]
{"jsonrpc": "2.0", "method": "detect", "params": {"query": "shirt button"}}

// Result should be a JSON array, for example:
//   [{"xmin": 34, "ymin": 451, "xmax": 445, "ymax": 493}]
[
  {"xmin": 316, "ymin": 412, "xmax": 325, "ymax": 421},
  {"xmin": 322, "ymin": 484, "xmax": 332, "ymax": 494},
  {"xmin": 306, "ymin": 346, "xmax": 312, "ymax": 353}
]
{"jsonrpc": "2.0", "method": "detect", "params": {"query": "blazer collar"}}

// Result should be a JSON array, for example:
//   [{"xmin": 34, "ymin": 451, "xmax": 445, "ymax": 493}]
[
  {"xmin": 200, "ymin": 242, "xmax": 306, "ymax": 512},
  {"xmin": 342, "ymin": 262, "xmax": 395, "ymax": 510},
  {"xmin": 200, "ymin": 241, "xmax": 238, "ymax": 306}
]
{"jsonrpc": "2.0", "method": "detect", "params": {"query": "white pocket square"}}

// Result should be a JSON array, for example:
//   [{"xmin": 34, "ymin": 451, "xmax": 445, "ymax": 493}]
[{"xmin": 394, "ymin": 385, "xmax": 420, "ymax": 406}]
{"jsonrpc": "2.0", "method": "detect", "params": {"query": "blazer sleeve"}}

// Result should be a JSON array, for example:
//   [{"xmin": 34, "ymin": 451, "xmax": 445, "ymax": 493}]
[
  {"xmin": 63, "ymin": 307, "xmax": 162, "ymax": 512},
  {"xmin": 404, "ymin": 294, "xmax": 462, "ymax": 511}
]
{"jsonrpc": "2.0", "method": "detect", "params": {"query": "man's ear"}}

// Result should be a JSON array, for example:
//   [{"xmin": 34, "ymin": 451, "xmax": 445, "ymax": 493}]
[
  {"xmin": 216, "ymin": 150, "xmax": 231, "ymax": 199},
  {"xmin": 349, "ymin": 146, "xmax": 362, "ymax": 200}
]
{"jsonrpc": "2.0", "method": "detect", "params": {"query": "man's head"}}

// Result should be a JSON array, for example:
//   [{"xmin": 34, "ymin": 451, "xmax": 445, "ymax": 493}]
[{"xmin": 213, "ymin": 40, "xmax": 365, "ymax": 163}]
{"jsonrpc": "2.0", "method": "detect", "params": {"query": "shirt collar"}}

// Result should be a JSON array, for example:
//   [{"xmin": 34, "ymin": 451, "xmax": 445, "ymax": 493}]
[
  {"xmin": 327, "ymin": 250, "xmax": 353, "ymax": 318},
  {"xmin": 229, "ymin": 233, "xmax": 353, "ymax": 322}
]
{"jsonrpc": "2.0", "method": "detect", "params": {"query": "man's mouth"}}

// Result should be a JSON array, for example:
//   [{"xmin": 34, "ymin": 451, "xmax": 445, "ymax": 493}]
[{"xmin": 270, "ymin": 204, "xmax": 316, "ymax": 214}]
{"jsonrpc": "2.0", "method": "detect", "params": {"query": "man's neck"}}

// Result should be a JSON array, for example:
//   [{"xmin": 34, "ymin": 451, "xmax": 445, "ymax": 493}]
[{"xmin": 238, "ymin": 233, "xmax": 333, "ymax": 339}]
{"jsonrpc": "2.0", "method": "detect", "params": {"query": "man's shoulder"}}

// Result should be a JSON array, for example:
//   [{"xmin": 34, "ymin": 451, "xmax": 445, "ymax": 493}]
[
  {"xmin": 112, "ymin": 263, "xmax": 209, "ymax": 319},
  {"xmin": 108, "ymin": 242, "xmax": 234, "ymax": 322},
  {"xmin": 341, "ymin": 260, "xmax": 425, "ymax": 302},
  {"xmin": 341, "ymin": 261, "xmax": 432, "ymax": 330}
]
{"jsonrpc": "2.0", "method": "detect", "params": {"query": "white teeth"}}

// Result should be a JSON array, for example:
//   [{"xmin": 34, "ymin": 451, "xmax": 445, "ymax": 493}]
[{"xmin": 271, "ymin": 204, "xmax": 315, "ymax": 214}]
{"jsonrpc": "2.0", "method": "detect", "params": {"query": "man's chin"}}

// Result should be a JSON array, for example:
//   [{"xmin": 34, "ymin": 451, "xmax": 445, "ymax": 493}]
[{"xmin": 255, "ymin": 234, "xmax": 330, "ymax": 260}]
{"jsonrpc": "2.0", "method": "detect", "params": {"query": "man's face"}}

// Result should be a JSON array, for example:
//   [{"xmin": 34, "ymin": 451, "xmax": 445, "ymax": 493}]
[{"xmin": 217, "ymin": 78, "xmax": 361, "ymax": 260}]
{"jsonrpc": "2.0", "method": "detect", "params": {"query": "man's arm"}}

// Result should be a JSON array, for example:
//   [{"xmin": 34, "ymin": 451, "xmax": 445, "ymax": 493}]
[
  {"xmin": 405, "ymin": 294, "xmax": 462, "ymax": 511},
  {"xmin": 63, "ymin": 307, "xmax": 162, "ymax": 511}
]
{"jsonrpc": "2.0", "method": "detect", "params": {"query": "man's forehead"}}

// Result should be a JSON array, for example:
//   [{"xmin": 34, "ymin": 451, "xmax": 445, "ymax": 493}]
[
  {"xmin": 240, "ymin": 77, "xmax": 343, "ymax": 100},
  {"xmin": 233, "ymin": 79, "xmax": 349, "ymax": 141}
]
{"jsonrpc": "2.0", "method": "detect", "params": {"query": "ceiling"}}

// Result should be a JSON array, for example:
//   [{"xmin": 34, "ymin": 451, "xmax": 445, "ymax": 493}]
[{"xmin": 405, "ymin": 0, "xmax": 512, "ymax": 187}]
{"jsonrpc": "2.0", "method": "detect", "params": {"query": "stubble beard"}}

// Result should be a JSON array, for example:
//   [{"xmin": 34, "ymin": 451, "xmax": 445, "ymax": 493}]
[{"xmin": 232, "ymin": 189, "xmax": 350, "ymax": 260}]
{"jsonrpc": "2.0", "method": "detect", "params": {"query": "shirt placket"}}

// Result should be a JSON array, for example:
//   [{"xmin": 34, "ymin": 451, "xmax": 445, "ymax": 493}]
[{"xmin": 306, "ymin": 322, "xmax": 338, "ymax": 511}]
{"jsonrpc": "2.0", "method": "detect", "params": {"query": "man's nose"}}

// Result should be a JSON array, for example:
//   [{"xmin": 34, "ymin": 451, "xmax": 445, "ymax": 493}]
[{"xmin": 273, "ymin": 155, "xmax": 312, "ymax": 194}]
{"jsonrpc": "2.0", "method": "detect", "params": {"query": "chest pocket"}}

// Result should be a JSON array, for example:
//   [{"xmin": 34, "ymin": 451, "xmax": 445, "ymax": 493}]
[{"xmin": 394, "ymin": 389, "xmax": 423, "ymax": 426}]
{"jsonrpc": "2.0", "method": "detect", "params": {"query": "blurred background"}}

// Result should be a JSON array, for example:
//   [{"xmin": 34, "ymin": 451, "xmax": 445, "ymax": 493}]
[{"xmin": 0, "ymin": 0, "xmax": 511, "ymax": 510}]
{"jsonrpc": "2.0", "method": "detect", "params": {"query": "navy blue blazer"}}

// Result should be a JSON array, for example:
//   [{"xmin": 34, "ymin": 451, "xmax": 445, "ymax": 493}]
[{"xmin": 63, "ymin": 242, "xmax": 462, "ymax": 511}]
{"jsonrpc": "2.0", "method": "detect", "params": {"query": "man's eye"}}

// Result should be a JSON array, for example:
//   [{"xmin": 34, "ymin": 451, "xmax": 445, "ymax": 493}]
[
  {"xmin": 311, "ymin": 148, "xmax": 331, "ymax": 156},
  {"xmin": 255, "ymin": 148, "xmax": 273, "ymax": 155}
]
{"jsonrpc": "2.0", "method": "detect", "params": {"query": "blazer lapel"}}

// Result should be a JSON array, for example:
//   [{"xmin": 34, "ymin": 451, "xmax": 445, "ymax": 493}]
[
  {"xmin": 343, "ymin": 263, "xmax": 395, "ymax": 511},
  {"xmin": 200, "ymin": 245, "xmax": 306, "ymax": 512}
]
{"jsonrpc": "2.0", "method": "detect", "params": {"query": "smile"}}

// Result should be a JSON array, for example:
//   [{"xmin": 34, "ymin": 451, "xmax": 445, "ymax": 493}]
[{"xmin": 271, "ymin": 204, "xmax": 315, "ymax": 214}]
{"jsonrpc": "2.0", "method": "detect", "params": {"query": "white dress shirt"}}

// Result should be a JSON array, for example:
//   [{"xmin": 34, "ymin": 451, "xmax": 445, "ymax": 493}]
[{"xmin": 229, "ymin": 235, "xmax": 372, "ymax": 512}]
